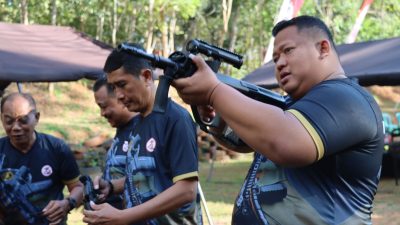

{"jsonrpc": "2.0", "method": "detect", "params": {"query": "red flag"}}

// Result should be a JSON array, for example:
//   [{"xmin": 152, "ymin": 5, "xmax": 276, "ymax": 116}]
[
  {"xmin": 263, "ymin": 0, "xmax": 304, "ymax": 63},
  {"xmin": 273, "ymin": 0, "xmax": 304, "ymax": 23},
  {"xmin": 290, "ymin": 0, "xmax": 304, "ymax": 17},
  {"xmin": 346, "ymin": 0, "xmax": 374, "ymax": 43}
]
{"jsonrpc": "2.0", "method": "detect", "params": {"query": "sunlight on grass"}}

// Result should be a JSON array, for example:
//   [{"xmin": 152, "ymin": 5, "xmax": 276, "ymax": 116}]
[
  {"xmin": 66, "ymin": 154, "xmax": 253, "ymax": 225},
  {"xmin": 201, "ymin": 201, "xmax": 234, "ymax": 225},
  {"xmin": 68, "ymin": 207, "xmax": 85, "ymax": 225},
  {"xmin": 198, "ymin": 155, "xmax": 252, "ymax": 225}
]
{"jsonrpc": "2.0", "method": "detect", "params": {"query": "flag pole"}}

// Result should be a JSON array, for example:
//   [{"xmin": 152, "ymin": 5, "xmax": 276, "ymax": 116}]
[
  {"xmin": 345, "ymin": 0, "xmax": 374, "ymax": 44},
  {"xmin": 262, "ymin": 0, "xmax": 304, "ymax": 63}
]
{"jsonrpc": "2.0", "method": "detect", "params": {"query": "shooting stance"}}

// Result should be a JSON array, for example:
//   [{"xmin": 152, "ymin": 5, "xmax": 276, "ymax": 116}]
[
  {"xmin": 173, "ymin": 15, "xmax": 383, "ymax": 224},
  {"xmin": 0, "ymin": 92, "xmax": 83, "ymax": 225},
  {"xmin": 83, "ymin": 44, "xmax": 202, "ymax": 225}
]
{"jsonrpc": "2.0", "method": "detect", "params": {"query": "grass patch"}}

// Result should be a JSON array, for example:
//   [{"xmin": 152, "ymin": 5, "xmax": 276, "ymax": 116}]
[
  {"xmin": 198, "ymin": 155, "xmax": 252, "ymax": 225},
  {"xmin": 66, "ymin": 154, "xmax": 400, "ymax": 225},
  {"xmin": 66, "ymin": 155, "xmax": 253, "ymax": 225},
  {"xmin": 39, "ymin": 123, "xmax": 70, "ymax": 139}
]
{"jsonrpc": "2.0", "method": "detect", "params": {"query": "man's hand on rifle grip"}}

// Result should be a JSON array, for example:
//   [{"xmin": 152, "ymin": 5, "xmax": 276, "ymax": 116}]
[
  {"xmin": 198, "ymin": 105, "xmax": 216, "ymax": 123},
  {"xmin": 93, "ymin": 176, "xmax": 111, "ymax": 202},
  {"xmin": 172, "ymin": 54, "xmax": 221, "ymax": 106}
]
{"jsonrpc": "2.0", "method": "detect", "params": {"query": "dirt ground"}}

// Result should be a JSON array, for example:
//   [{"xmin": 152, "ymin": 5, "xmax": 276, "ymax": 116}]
[{"xmin": 372, "ymin": 178, "xmax": 400, "ymax": 225}]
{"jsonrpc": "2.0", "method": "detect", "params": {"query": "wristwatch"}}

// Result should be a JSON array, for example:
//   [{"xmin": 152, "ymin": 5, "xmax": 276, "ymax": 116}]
[{"xmin": 66, "ymin": 197, "xmax": 77, "ymax": 212}]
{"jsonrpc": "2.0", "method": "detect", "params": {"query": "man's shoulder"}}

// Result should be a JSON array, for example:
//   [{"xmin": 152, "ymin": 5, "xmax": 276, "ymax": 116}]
[
  {"xmin": 166, "ymin": 99, "xmax": 192, "ymax": 118},
  {"xmin": 116, "ymin": 115, "xmax": 139, "ymax": 134},
  {"xmin": 0, "ymin": 136, "xmax": 8, "ymax": 143},
  {"xmin": 0, "ymin": 136, "xmax": 10, "ymax": 153},
  {"xmin": 315, "ymin": 78, "xmax": 366, "ymax": 94},
  {"xmin": 305, "ymin": 78, "xmax": 374, "ymax": 103}
]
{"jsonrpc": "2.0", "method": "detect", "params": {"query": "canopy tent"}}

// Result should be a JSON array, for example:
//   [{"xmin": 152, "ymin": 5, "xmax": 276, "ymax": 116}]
[
  {"xmin": 243, "ymin": 37, "xmax": 400, "ymax": 88},
  {"xmin": 0, "ymin": 22, "xmax": 112, "ymax": 91}
]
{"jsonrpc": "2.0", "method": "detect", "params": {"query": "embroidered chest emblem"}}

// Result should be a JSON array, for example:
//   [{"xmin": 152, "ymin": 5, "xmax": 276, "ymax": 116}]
[
  {"xmin": 1, "ymin": 171, "xmax": 14, "ymax": 180},
  {"xmin": 122, "ymin": 140, "xmax": 129, "ymax": 152},
  {"xmin": 41, "ymin": 165, "xmax": 53, "ymax": 177},
  {"xmin": 146, "ymin": 138, "xmax": 156, "ymax": 152}
]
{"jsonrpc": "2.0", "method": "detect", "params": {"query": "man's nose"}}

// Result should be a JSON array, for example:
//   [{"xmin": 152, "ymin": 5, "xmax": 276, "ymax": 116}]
[
  {"xmin": 115, "ymin": 89, "xmax": 124, "ymax": 101},
  {"xmin": 11, "ymin": 122, "xmax": 22, "ymax": 131},
  {"xmin": 276, "ymin": 55, "xmax": 287, "ymax": 71},
  {"xmin": 101, "ymin": 109, "xmax": 107, "ymax": 117}
]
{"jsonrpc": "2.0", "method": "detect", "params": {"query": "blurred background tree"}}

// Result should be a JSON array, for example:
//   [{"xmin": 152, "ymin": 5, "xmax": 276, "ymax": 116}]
[{"xmin": 0, "ymin": 0, "xmax": 399, "ymax": 78}]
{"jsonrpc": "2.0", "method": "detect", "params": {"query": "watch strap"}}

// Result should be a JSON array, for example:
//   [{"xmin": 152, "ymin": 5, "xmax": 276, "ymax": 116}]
[{"xmin": 66, "ymin": 197, "xmax": 77, "ymax": 212}]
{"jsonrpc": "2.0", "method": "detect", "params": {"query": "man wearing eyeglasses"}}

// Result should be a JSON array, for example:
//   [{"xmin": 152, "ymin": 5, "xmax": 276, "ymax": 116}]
[{"xmin": 0, "ymin": 92, "xmax": 83, "ymax": 225}]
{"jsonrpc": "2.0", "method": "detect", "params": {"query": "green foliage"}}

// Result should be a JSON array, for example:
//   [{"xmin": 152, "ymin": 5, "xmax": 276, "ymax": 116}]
[
  {"xmin": 39, "ymin": 123, "xmax": 70, "ymax": 139},
  {"xmin": 0, "ymin": 0, "xmax": 20, "ymax": 22},
  {"xmin": 81, "ymin": 148, "xmax": 106, "ymax": 168},
  {"xmin": 157, "ymin": 0, "xmax": 201, "ymax": 20},
  {"xmin": 1, "ymin": 0, "xmax": 399, "ymax": 78},
  {"xmin": 298, "ymin": 0, "xmax": 360, "ymax": 44},
  {"xmin": 357, "ymin": 0, "xmax": 400, "ymax": 41}
]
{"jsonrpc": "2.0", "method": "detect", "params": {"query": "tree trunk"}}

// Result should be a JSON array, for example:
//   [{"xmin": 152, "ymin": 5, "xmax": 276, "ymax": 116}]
[
  {"xmin": 51, "ymin": 0, "xmax": 57, "ymax": 25},
  {"xmin": 111, "ymin": 0, "xmax": 118, "ymax": 46},
  {"xmin": 145, "ymin": 0, "xmax": 155, "ymax": 52},
  {"xmin": 128, "ymin": 5, "xmax": 138, "ymax": 42},
  {"xmin": 48, "ymin": 82, "xmax": 54, "ymax": 96},
  {"xmin": 183, "ymin": 12, "xmax": 201, "ymax": 46},
  {"xmin": 226, "ymin": 7, "xmax": 239, "ymax": 75},
  {"xmin": 168, "ymin": 10, "xmax": 176, "ymax": 54},
  {"xmin": 20, "ymin": 0, "xmax": 29, "ymax": 25},
  {"xmin": 228, "ymin": 6, "xmax": 239, "ymax": 52},
  {"xmin": 116, "ymin": 0, "xmax": 127, "ymax": 33},
  {"xmin": 219, "ymin": 0, "xmax": 233, "ymax": 47},
  {"xmin": 161, "ymin": 10, "xmax": 169, "ymax": 57},
  {"xmin": 79, "ymin": 16, "xmax": 84, "ymax": 32},
  {"xmin": 48, "ymin": 0, "xmax": 57, "ymax": 95},
  {"xmin": 222, "ymin": 0, "xmax": 233, "ymax": 32},
  {"xmin": 96, "ymin": 13, "xmax": 104, "ymax": 40}
]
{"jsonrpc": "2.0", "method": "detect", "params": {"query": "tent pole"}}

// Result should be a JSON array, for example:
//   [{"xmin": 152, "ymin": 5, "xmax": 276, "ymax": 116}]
[
  {"xmin": 17, "ymin": 82, "xmax": 23, "ymax": 93},
  {"xmin": 198, "ymin": 182, "xmax": 214, "ymax": 225}
]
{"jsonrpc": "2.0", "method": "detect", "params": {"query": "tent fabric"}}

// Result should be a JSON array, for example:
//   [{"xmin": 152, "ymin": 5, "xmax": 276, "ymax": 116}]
[
  {"xmin": 0, "ymin": 22, "xmax": 112, "ymax": 90},
  {"xmin": 243, "ymin": 37, "xmax": 400, "ymax": 88}
]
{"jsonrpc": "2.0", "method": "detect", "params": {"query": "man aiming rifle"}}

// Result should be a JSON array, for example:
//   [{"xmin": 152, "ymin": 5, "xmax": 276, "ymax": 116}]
[{"xmin": 173, "ymin": 15, "xmax": 383, "ymax": 225}]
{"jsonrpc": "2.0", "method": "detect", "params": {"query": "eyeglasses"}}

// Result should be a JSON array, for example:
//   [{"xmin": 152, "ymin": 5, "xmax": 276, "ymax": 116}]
[{"xmin": 2, "ymin": 110, "xmax": 37, "ymax": 127}]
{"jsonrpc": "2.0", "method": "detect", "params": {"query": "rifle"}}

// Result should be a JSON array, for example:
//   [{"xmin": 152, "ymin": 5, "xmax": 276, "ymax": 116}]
[
  {"xmin": 118, "ymin": 40, "xmax": 288, "ymax": 148},
  {"xmin": 79, "ymin": 175, "xmax": 100, "ymax": 210},
  {"xmin": 0, "ymin": 166, "xmax": 49, "ymax": 224},
  {"xmin": 118, "ymin": 40, "xmax": 242, "ymax": 113}
]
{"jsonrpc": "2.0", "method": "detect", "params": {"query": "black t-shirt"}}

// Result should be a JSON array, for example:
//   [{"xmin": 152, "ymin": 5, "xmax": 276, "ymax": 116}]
[
  {"xmin": 0, "ymin": 132, "xmax": 80, "ymax": 225},
  {"xmin": 124, "ymin": 99, "xmax": 202, "ymax": 225},
  {"xmin": 232, "ymin": 78, "xmax": 384, "ymax": 225},
  {"xmin": 103, "ymin": 116, "xmax": 139, "ymax": 209}
]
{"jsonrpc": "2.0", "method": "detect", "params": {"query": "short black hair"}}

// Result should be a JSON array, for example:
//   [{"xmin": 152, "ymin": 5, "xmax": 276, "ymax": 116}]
[
  {"xmin": 93, "ymin": 75, "xmax": 114, "ymax": 96},
  {"xmin": 1, "ymin": 92, "xmax": 37, "ymax": 113},
  {"xmin": 103, "ymin": 43, "xmax": 154, "ymax": 77},
  {"xmin": 272, "ymin": 15, "xmax": 336, "ymax": 50}
]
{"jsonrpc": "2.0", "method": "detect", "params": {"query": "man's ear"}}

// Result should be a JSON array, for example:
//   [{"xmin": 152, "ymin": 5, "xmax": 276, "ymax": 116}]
[
  {"xmin": 317, "ymin": 39, "xmax": 331, "ymax": 59},
  {"xmin": 140, "ymin": 69, "xmax": 153, "ymax": 83},
  {"xmin": 35, "ymin": 111, "xmax": 40, "ymax": 123}
]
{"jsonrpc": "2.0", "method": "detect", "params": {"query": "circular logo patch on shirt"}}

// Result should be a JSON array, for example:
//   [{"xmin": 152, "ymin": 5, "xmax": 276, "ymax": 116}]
[
  {"xmin": 1, "ymin": 171, "xmax": 14, "ymax": 181},
  {"xmin": 146, "ymin": 138, "xmax": 156, "ymax": 152},
  {"xmin": 41, "ymin": 165, "xmax": 53, "ymax": 177},
  {"xmin": 122, "ymin": 140, "xmax": 129, "ymax": 152}
]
